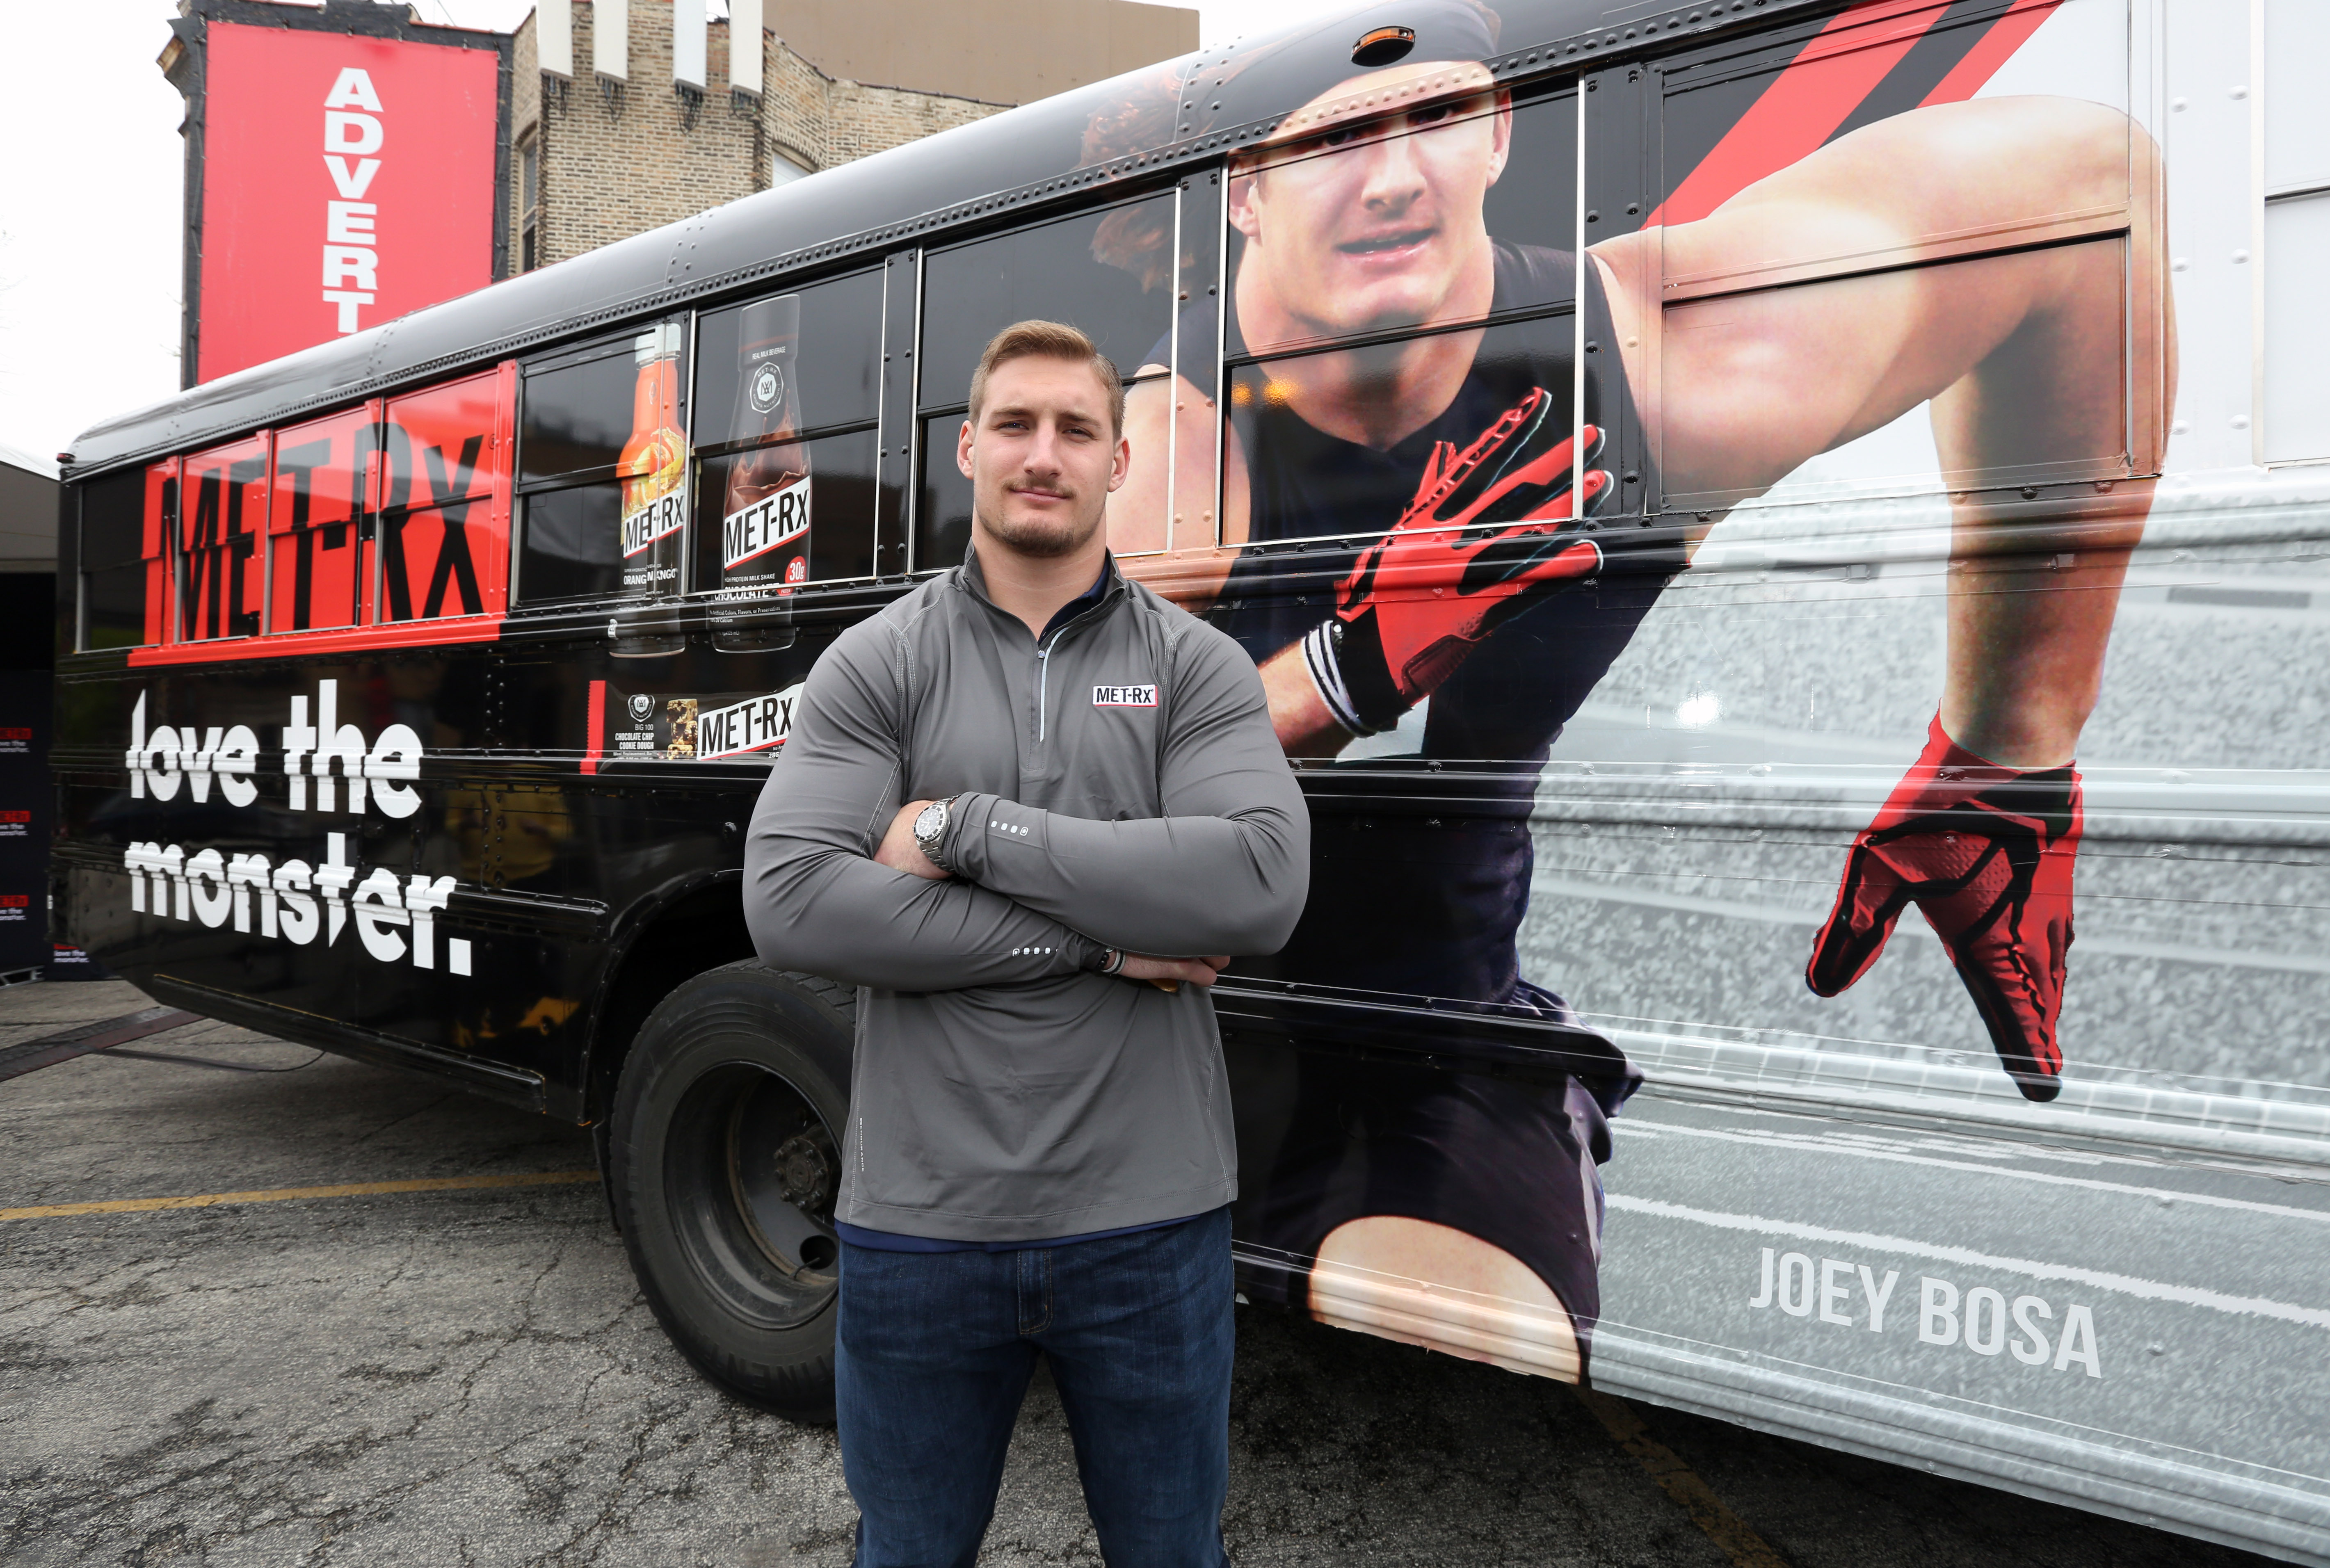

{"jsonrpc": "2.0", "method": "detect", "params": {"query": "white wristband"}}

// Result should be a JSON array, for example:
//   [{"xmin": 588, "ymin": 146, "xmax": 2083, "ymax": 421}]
[{"xmin": 1300, "ymin": 620, "xmax": 1371, "ymax": 737}]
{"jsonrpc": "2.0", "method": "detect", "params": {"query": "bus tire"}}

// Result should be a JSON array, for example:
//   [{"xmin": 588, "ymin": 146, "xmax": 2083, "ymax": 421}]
[{"xmin": 610, "ymin": 959, "xmax": 854, "ymax": 1423}]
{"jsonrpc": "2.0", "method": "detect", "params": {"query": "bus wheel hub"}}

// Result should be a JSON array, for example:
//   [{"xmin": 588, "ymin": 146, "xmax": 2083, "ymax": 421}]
[{"xmin": 775, "ymin": 1131, "xmax": 833, "ymax": 1212}]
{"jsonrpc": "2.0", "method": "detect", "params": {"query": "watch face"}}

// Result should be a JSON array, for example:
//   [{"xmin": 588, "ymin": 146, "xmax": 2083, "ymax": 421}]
[{"xmin": 916, "ymin": 802, "xmax": 946, "ymax": 840}]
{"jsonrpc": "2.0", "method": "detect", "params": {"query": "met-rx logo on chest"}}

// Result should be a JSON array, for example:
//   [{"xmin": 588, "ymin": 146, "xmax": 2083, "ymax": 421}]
[{"xmin": 1093, "ymin": 685, "xmax": 1157, "ymax": 708}]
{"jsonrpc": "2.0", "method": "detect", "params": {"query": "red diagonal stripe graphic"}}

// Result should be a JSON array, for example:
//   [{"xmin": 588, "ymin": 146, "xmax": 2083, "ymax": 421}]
[
  {"xmin": 1646, "ymin": 0, "xmax": 1950, "ymax": 228},
  {"xmin": 1920, "ymin": 0, "xmax": 2063, "ymax": 107}
]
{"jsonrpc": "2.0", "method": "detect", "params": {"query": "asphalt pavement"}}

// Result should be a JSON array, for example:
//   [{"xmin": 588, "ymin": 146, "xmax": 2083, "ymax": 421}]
[{"xmin": 0, "ymin": 979, "xmax": 2290, "ymax": 1567}]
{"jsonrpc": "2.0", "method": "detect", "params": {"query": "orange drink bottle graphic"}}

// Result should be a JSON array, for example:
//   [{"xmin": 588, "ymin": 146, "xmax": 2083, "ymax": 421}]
[{"xmin": 619, "ymin": 322, "xmax": 688, "ymax": 598}]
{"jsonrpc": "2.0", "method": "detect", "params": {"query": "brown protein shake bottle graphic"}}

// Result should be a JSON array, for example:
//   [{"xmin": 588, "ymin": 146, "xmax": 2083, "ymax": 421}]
[{"xmin": 715, "ymin": 294, "xmax": 809, "ymax": 650}]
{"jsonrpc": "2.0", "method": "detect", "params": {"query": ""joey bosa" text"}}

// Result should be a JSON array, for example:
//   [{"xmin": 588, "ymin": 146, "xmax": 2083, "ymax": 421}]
[{"xmin": 1749, "ymin": 1246, "xmax": 2101, "ymax": 1378}]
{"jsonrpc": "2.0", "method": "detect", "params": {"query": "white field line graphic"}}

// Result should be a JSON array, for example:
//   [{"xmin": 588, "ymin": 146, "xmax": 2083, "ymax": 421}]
[
  {"xmin": 1529, "ymin": 874, "xmax": 2330, "ymax": 977},
  {"xmin": 1605, "ymin": 1195, "xmax": 2330, "ymax": 1328},
  {"xmin": 1616, "ymin": 1118, "xmax": 2330, "ymax": 1226}
]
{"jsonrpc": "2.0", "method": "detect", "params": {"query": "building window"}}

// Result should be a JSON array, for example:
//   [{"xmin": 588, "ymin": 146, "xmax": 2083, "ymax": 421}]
[{"xmin": 519, "ymin": 134, "xmax": 541, "ymax": 272}]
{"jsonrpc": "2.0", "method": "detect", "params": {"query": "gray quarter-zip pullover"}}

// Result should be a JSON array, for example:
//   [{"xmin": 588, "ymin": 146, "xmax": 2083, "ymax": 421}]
[{"xmin": 744, "ymin": 550, "xmax": 1310, "ymax": 1242}]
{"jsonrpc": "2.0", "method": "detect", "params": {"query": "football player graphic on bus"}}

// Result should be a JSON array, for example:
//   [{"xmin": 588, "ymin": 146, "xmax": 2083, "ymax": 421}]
[{"xmin": 1096, "ymin": 0, "xmax": 2173, "ymax": 1374}]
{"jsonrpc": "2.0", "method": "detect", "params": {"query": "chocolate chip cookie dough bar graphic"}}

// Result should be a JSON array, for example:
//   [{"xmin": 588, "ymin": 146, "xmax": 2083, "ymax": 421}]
[{"xmin": 581, "ymin": 682, "xmax": 806, "ymax": 771}]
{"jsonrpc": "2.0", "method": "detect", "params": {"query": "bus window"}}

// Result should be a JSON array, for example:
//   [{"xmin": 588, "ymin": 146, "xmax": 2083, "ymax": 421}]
[
  {"xmin": 1653, "ymin": 0, "xmax": 2131, "ymax": 276},
  {"xmin": 518, "ymin": 483, "xmax": 623, "ymax": 604},
  {"xmin": 2263, "ymin": 0, "xmax": 2330, "ymax": 462},
  {"xmin": 518, "ymin": 326, "xmax": 685, "ymax": 605},
  {"xmin": 267, "ymin": 404, "xmax": 377, "ymax": 633},
  {"xmin": 1185, "ymin": 76, "xmax": 1586, "ymax": 623},
  {"xmin": 78, "ymin": 462, "xmax": 171, "ymax": 650},
  {"xmin": 914, "ymin": 412, "xmax": 976, "ymax": 573},
  {"xmin": 380, "ymin": 370, "xmax": 511, "ymax": 622},
  {"xmin": 1658, "ymin": 233, "xmax": 2136, "ymax": 511},
  {"xmin": 520, "ymin": 338, "xmax": 646, "ymax": 483},
  {"xmin": 694, "ymin": 430, "xmax": 880, "ymax": 592},
  {"xmin": 178, "ymin": 436, "xmax": 270, "ymax": 641},
  {"xmin": 1224, "ymin": 308, "xmax": 1583, "ymax": 551},
  {"xmin": 691, "ymin": 269, "xmax": 883, "ymax": 596},
  {"xmin": 694, "ymin": 270, "xmax": 882, "ymax": 444},
  {"xmin": 1223, "ymin": 86, "xmax": 1577, "ymax": 361},
  {"xmin": 1638, "ymin": 0, "xmax": 2151, "ymax": 509},
  {"xmin": 914, "ymin": 194, "xmax": 1179, "ymax": 571}
]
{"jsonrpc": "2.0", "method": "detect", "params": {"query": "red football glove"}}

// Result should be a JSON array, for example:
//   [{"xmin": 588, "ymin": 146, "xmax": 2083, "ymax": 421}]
[
  {"xmin": 1807, "ymin": 716, "xmax": 2082, "ymax": 1102},
  {"xmin": 1301, "ymin": 387, "xmax": 1612, "ymax": 735}
]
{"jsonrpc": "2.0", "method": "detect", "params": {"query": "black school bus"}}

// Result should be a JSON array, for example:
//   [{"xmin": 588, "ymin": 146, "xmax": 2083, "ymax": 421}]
[{"xmin": 55, "ymin": 2, "xmax": 2330, "ymax": 1557}]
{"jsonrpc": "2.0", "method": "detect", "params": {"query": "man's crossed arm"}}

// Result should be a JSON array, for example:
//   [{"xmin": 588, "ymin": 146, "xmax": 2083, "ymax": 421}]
[
  {"xmin": 745, "ymin": 635, "xmax": 1101, "ymax": 992},
  {"xmin": 745, "ymin": 617, "xmax": 1309, "ymax": 992},
  {"xmin": 871, "ymin": 809, "xmax": 1229, "ymax": 991},
  {"xmin": 940, "ymin": 634, "xmax": 1306, "ymax": 959}
]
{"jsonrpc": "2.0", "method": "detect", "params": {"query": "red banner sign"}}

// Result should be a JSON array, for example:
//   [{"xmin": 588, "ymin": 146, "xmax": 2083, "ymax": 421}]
[{"xmin": 196, "ymin": 21, "xmax": 501, "ymax": 383}]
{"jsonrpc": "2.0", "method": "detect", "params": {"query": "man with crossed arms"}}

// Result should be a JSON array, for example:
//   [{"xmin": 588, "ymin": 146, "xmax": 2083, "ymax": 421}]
[{"xmin": 748, "ymin": 319, "xmax": 1308, "ymax": 1568}]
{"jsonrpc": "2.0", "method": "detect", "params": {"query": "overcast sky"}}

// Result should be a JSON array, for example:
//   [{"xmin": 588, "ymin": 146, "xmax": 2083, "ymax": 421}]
[{"xmin": 0, "ymin": 0, "xmax": 1352, "ymax": 462}]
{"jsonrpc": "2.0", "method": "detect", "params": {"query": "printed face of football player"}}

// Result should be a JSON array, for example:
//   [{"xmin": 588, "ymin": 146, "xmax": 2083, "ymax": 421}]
[{"xmin": 1229, "ymin": 63, "xmax": 1510, "ymax": 354}]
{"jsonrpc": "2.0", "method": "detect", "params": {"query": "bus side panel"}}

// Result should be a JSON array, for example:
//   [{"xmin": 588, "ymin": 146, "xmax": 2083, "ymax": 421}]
[
  {"xmin": 57, "ymin": 599, "xmax": 834, "ymax": 1102},
  {"xmin": 63, "ymin": 653, "xmax": 574, "ymax": 1083},
  {"xmin": 1163, "ymin": 1, "xmax": 2329, "ymax": 1558},
  {"xmin": 1549, "ymin": 2, "xmax": 2328, "ymax": 1556}
]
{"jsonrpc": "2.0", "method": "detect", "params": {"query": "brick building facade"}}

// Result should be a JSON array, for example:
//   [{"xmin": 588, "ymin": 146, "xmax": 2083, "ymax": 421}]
[{"xmin": 510, "ymin": 1, "xmax": 1190, "ymax": 274}]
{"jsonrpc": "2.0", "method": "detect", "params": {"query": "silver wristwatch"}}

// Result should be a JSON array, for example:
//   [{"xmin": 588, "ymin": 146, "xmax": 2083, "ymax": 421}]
[{"xmin": 912, "ymin": 796, "xmax": 955, "ymax": 872}]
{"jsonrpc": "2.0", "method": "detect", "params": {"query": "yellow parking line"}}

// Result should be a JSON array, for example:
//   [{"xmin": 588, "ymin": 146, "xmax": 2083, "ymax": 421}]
[
  {"xmin": 1575, "ymin": 1386, "xmax": 1795, "ymax": 1568},
  {"xmin": 0, "ymin": 1169, "xmax": 599, "ymax": 1221}
]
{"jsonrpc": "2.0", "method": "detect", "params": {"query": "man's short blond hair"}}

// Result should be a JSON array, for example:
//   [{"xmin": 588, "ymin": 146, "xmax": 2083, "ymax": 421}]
[{"xmin": 967, "ymin": 320, "xmax": 1126, "ymax": 436}]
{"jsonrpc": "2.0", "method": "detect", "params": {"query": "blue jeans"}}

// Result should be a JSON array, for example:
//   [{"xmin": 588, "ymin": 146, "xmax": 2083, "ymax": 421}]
[{"xmin": 836, "ymin": 1206, "xmax": 1235, "ymax": 1568}]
